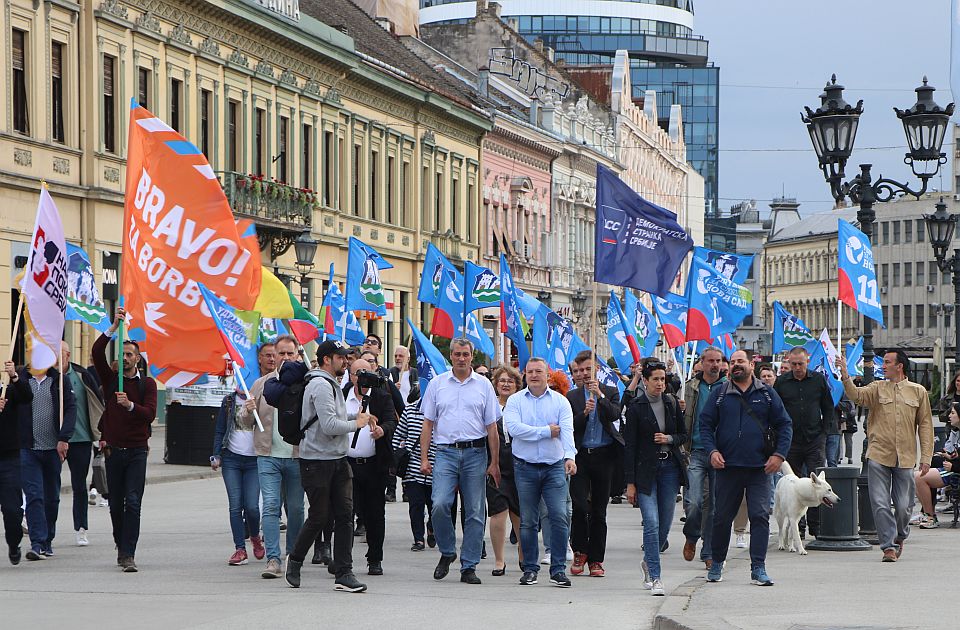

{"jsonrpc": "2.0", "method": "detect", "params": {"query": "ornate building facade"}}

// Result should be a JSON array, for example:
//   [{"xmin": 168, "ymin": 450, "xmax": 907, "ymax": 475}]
[{"xmin": 0, "ymin": 0, "xmax": 490, "ymax": 363}]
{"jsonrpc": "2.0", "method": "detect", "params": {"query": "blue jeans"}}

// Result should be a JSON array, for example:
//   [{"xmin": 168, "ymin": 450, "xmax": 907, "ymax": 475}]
[
  {"xmin": 825, "ymin": 435, "xmax": 841, "ymax": 467},
  {"xmin": 711, "ymin": 467, "xmax": 771, "ymax": 569},
  {"xmin": 636, "ymin": 458, "xmax": 682, "ymax": 580},
  {"xmin": 0, "ymin": 456, "xmax": 24, "ymax": 550},
  {"xmin": 21, "ymin": 449, "xmax": 62, "ymax": 552},
  {"xmin": 257, "ymin": 456, "xmax": 304, "ymax": 562},
  {"xmin": 221, "ymin": 450, "xmax": 261, "ymax": 549},
  {"xmin": 514, "ymin": 458, "xmax": 568, "ymax": 576},
  {"xmin": 539, "ymin": 478, "xmax": 572, "ymax": 554},
  {"xmin": 431, "ymin": 446, "xmax": 487, "ymax": 571},
  {"xmin": 105, "ymin": 446, "xmax": 147, "ymax": 557},
  {"xmin": 66, "ymin": 442, "xmax": 92, "ymax": 531},
  {"xmin": 682, "ymin": 449, "xmax": 714, "ymax": 560}
]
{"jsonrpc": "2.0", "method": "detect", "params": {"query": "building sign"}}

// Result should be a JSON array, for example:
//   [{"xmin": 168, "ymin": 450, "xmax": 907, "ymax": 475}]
[
  {"xmin": 252, "ymin": 0, "xmax": 300, "ymax": 22},
  {"xmin": 488, "ymin": 48, "xmax": 569, "ymax": 100}
]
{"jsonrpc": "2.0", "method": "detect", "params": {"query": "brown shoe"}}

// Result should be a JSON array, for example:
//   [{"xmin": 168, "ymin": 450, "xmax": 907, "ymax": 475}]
[
  {"xmin": 704, "ymin": 559, "xmax": 713, "ymax": 570},
  {"xmin": 120, "ymin": 556, "xmax": 138, "ymax": 572},
  {"xmin": 894, "ymin": 539, "xmax": 904, "ymax": 559},
  {"xmin": 881, "ymin": 548, "xmax": 897, "ymax": 562},
  {"xmin": 682, "ymin": 541, "xmax": 696, "ymax": 562},
  {"xmin": 261, "ymin": 558, "xmax": 283, "ymax": 578},
  {"xmin": 570, "ymin": 552, "xmax": 587, "ymax": 576}
]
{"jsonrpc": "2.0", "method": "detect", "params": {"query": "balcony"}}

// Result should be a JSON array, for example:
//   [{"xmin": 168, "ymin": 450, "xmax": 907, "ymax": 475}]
[
  {"xmin": 218, "ymin": 171, "xmax": 315, "ymax": 259},
  {"xmin": 428, "ymin": 229, "xmax": 462, "ymax": 262}
]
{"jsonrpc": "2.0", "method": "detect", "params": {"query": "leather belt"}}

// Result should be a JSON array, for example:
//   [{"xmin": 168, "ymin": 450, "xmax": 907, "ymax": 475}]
[{"xmin": 441, "ymin": 438, "xmax": 487, "ymax": 449}]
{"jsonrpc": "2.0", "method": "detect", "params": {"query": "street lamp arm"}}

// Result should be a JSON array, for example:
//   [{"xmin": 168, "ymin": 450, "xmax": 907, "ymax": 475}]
[
  {"xmin": 840, "ymin": 168, "xmax": 931, "ymax": 205},
  {"xmin": 868, "ymin": 174, "xmax": 930, "ymax": 203}
]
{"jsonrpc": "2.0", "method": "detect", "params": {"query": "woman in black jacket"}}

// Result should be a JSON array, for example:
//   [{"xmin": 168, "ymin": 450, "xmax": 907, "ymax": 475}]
[{"xmin": 623, "ymin": 360, "xmax": 687, "ymax": 597}]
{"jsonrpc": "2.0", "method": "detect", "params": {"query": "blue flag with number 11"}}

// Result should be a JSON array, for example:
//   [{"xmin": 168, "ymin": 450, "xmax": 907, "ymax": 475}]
[{"xmin": 837, "ymin": 219, "xmax": 884, "ymax": 327}]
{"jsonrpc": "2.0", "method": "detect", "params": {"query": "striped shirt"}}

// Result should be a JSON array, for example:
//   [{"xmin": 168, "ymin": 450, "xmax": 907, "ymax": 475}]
[
  {"xmin": 391, "ymin": 400, "xmax": 436, "ymax": 485},
  {"xmin": 29, "ymin": 376, "xmax": 57, "ymax": 450}
]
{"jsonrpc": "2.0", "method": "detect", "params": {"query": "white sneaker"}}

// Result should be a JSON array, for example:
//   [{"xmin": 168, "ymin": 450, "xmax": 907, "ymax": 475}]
[
  {"xmin": 540, "ymin": 552, "xmax": 551, "ymax": 566},
  {"xmin": 651, "ymin": 578, "xmax": 665, "ymax": 596},
  {"xmin": 98, "ymin": 498, "xmax": 109, "ymax": 508},
  {"xmin": 735, "ymin": 533, "xmax": 747, "ymax": 548},
  {"xmin": 88, "ymin": 489, "xmax": 98, "ymax": 506},
  {"xmin": 76, "ymin": 529, "xmax": 89, "ymax": 546},
  {"xmin": 566, "ymin": 545, "xmax": 574, "ymax": 561},
  {"xmin": 641, "ymin": 559, "xmax": 652, "ymax": 589}
]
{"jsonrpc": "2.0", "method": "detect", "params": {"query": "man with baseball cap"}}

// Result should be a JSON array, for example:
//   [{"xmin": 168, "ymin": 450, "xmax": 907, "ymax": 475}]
[{"xmin": 284, "ymin": 339, "xmax": 374, "ymax": 593}]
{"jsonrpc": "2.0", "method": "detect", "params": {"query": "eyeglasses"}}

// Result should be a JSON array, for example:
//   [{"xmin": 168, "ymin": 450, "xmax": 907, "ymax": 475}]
[
  {"xmin": 364, "ymin": 338, "xmax": 381, "ymax": 347},
  {"xmin": 645, "ymin": 362, "xmax": 666, "ymax": 372}
]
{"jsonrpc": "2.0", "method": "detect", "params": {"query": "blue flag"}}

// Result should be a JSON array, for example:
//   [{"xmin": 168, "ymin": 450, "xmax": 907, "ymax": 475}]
[
  {"xmin": 695, "ymin": 334, "xmax": 737, "ymax": 358},
  {"xmin": 845, "ymin": 337, "xmax": 864, "ymax": 377},
  {"xmin": 594, "ymin": 164, "xmax": 694, "ymax": 296},
  {"xmin": 345, "ymin": 237, "xmax": 393, "ymax": 315},
  {"xmin": 464, "ymin": 261, "xmax": 500, "ymax": 313},
  {"xmin": 434, "ymin": 268, "xmax": 466, "ymax": 337},
  {"xmin": 418, "ymin": 242, "xmax": 458, "ymax": 306},
  {"xmin": 407, "ymin": 318, "xmax": 451, "ymax": 397},
  {"xmin": 65, "ymin": 244, "xmax": 111, "ymax": 334},
  {"xmin": 807, "ymin": 341, "xmax": 845, "ymax": 406},
  {"xmin": 596, "ymin": 359, "xmax": 626, "ymax": 397},
  {"xmin": 692, "ymin": 247, "xmax": 754, "ymax": 285},
  {"xmin": 686, "ymin": 256, "xmax": 752, "ymax": 341},
  {"xmin": 652, "ymin": 293, "xmax": 689, "ymax": 349},
  {"xmin": 548, "ymin": 316, "xmax": 588, "ymax": 372},
  {"xmin": 607, "ymin": 291, "xmax": 641, "ymax": 372},
  {"xmin": 465, "ymin": 312, "xmax": 496, "ymax": 359},
  {"xmin": 624, "ymin": 291, "xmax": 659, "ymax": 358},
  {"xmin": 772, "ymin": 301, "xmax": 817, "ymax": 354},
  {"xmin": 197, "ymin": 283, "xmax": 261, "ymax": 387},
  {"xmin": 320, "ymin": 265, "xmax": 366, "ymax": 346},
  {"xmin": 838, "ymin": 219, "xmax": 883, "ymax": 327},
  {"xmin": 532, "ymin": 305, "xmax": 552, "ymax": 363},
  {"xmin": 873, "ymin": 356, "xmax": 885, "ymax": 380},
  {"xmin": 500, "ymin": 253, "xmax": 530, "ymax": 370}
]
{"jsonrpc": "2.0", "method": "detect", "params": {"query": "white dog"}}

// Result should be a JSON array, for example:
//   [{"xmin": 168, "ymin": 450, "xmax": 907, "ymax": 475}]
[{"xmin": 773, "ymin": 461, "xmax": 840, "ymax": 555}]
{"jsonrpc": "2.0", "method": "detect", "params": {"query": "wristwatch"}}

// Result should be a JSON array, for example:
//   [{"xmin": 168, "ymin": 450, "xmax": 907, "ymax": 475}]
[{"xmin": 209, "ymin": 456, "xmax": 219, "ymax": 463}]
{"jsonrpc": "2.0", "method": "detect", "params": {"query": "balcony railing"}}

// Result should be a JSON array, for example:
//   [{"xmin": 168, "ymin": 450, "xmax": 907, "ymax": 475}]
[{"xmin": 218, "ymin": 171, "xmax": 315, "ymax": 230}]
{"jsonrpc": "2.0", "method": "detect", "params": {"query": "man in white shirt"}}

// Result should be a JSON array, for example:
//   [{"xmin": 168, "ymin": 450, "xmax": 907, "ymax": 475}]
[
  {"xmin": 420, "ymin": 338, "xmax": 500, "ymax": 585},
  {"xmin": 390, "ymin": 346, "xmax": 416, "ymax": 403},
  {"xmin": 504, "ymin": 358, "xmax": 576, "ymax": 588}
]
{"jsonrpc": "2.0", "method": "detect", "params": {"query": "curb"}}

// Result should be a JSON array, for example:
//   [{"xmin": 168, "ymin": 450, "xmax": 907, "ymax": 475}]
[
  {"xmin": 654, "ymin": 548, "xmax": 752, "ymax": 630},
  {"xmin": 60, "ymin": 469, "xmax": 220, "ymax": 495}
]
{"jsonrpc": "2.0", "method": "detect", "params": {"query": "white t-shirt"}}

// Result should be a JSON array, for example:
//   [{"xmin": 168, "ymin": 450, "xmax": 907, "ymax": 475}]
[
  {"xmin": 346, "ymin": 387, "xmax": 376, "ymax": 458},
  {"xmin": 396, "ymin": 369, "xmax": 412, "ymax": 403}
]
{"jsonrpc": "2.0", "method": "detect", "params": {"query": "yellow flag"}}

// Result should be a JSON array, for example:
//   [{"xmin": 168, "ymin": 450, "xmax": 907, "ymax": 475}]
[{"xmin": 254, "ymin": 266, "xmax": 296, "ymax": 319}]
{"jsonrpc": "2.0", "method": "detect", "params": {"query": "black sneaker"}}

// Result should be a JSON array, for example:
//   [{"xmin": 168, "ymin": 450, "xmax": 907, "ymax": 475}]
[
  {"xmin": 550, "ymin": 572, "xmax": 572, "ymax": 588},
  {"xmin": 9, "ymin": 546, "xmax": 21, "ymax": 565},
  {"xmin": 120, "ymin": 556, "xmax": 138, "ymax": 573},
  {"xmin": 460, "ymin": 569, "xmax": 481, "ymax": 584},
  {"xmin": 426, "ymin": 532, "xmax": 436, "ymax": 548},
  {"xmin": 284, "ymin": 556, "xmax": 302, "ymax": 588},
  {"xmin": 368, "ymin": 561, "xmax": 383, "ymax": 576},
  {"xmin": 354, "ymin": 524, "xmax": 366, "ymax": 538},
  {"xmin": 334, "ymin": 572, "xmax": 367, "ymax": 593},
  {"xmin": 434, "ymin": 553, "xmax": 457, "ymax": 580},
  {"xmin": 411, "ymin": 541, "xmax": 425, "ymax": 552},
  {"xmin": 519, "ymin": 570, "xmax": 538, "ymax": 585},
  {"xmin": 25, "ymin": 549, "xmax": 43, "ymax": 561}
]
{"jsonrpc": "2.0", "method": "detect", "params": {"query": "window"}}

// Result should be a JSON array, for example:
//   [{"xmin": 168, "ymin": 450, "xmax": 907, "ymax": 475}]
[
  {"xmin": 102, "ymin": 55, "xmax": 116, "ymax": 153},
  {"xmin": 904, "ymin": 220, "xmax": 912, "ymax": 243},
  {"xmin": 170, "ymin": 78, "xmax": 182, "ymax": 132},
  {"xmin": 451, "ymin": 176, "xmax": 460, "ymax": 235},
  {"xmin": 401, "ymin": 161, "xmax": 411, "ymax": 227},
  {"xmin": 881, "ymin": 264, "xmax": 889, "ymax": 286},
  {"xmin": 12, "ymin": 29, "xmax": 29, "ymax": 134},
  {"xmin": 892, "ymin": 305, "xmax": 900, "ymax": 328},
  {"xmin": 435, "ymin": 172, "xmax": 443, "ymax": 231},
  {"xmin": 51, "ymin": 41, "xmax": 64, "ymax": 143},
  {"xmin": 254, "ymin": 108, "xmax": 265, "ymax": 175},
  {"xmin": 917, "ymin": 260, "xmax": 925, "ymax": 285},
  {"xmin": 882, "ymin": 305, "xmax": 889, "ymax": 327},
  {"xmin": 322, "ymin": 131, "xmax": 333, "ymax": 206},
  {"xmin": 138, "ymin": 67, "xmax": 149, "ymax": 108},
  {"xmin": 892, "ymin": 263, "xmax": 900, "ymax": 287},
  {"xmin": 227, "ymin": 100, "xmax": 239, "ymax": 172},
  {"xmin": 278, "ymin": 116, "xmax": 289, "ymax": 183},
  {"xmin": 904, "ymin": 262, "xmax": 912, "ymax": 286},
  {"xmin": 917, "ymin": 219, "xmax": 925, "ymax": 242},
  {"xmin": 301, "ymin": 124, "xmax": 311, "ymax": 189},
  {"xmin": 916, "ymin": 305, "xmax": 924, "ymax": 329},
  {"xmin": 370, "ymin": 150, "xmax": 378, "ymax": 221},
  {"xmin": 200, "ymin": 89, "xmax": 211, "ymax": 158},
  {"xmin": 467, "ymin": 179, "xmax": 475, "ymax": 242},
  {"xmin": 892, "ymin": 221, "xmax": 900, "ymax": 244},
  {"xmin": 386, "ymin": 155, "xmax": 395, "ymax": 224},
  {"xmin": 881, "ymin": 222, "xmax": 889, "ymax": 245},
  {"xmin": 904, "ymin": 305, "xmax": 912, "ymax": 328},
  {"xmin": 352, "ymin": 144, "xmax": 361, "ymax": 215},
  {"xmin": 930, "ymin": 307, "xmax": 938, "ymax": 328},
  {"xmin": 930, "ymin": 263, "xmax": 938, "ymax": 285}
]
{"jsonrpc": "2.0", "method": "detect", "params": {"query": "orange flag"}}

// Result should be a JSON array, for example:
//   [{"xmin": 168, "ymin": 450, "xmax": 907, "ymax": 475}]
[{"xmin": 121, "ymin": 100, "xmax": 261, "ymax": 374}]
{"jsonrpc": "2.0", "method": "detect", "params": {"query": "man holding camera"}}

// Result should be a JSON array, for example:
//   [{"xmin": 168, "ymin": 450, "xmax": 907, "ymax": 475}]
[
  {"xmin": 284, "ymin": 340, "xmax": 374, "ymax": 593},
  {"xmin": 343, "ymin": 358, "xmax": 397, "ymax": 576}
]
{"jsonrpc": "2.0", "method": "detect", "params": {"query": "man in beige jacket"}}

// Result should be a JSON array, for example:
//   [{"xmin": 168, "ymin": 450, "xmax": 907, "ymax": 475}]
[{"xmin": 837, "ymin": 349, "xmax": 933, "ymax": 562}]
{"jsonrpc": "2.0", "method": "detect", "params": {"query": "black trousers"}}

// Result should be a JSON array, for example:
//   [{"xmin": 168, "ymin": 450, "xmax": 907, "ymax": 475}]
[
  {"xmin": 570, "ymin": 445, "xmax": 616, "ymax": 563},
  {"xmin": 786, "ymin": 434, "xmax": 826, "ymax": 535},
  {"xmin": 104, "ymin": 447, "xmax": 147, "ymax": 558},
  {"xmin": 0, "ymin": 456, "xmax": 23, "ymax": 551},
  {"xmin": 351, "ymin": 458, "xmax": 387, "ymax": 563},
  {"xmin": 404, "ymin": 481, "xmax": 433, "ymax": 543},
  {"xmin": 291, "ymin": 458, "xmax": 354, "ymax": 576}
]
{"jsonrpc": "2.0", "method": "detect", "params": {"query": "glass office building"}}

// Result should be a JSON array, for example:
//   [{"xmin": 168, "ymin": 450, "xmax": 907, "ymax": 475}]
[{"xmin": 420, "ymin": 0, "xmax": 719, "ymax": 218}]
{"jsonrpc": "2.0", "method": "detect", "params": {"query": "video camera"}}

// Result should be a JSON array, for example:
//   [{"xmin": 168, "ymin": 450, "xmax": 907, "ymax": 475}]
[{"xmin": 356, "ymin": 369, "xmax": 386, "ymax": 390}]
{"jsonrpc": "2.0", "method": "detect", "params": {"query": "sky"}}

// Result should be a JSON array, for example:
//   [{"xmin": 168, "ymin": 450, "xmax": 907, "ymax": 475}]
[{"xmin": 696, "ymin": 0, "xmax": 955, "ymax": 216}]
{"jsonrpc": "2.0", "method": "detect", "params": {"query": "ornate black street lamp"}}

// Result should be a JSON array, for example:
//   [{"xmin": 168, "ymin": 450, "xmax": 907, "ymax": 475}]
[
  {"xmin": 924, "ymin": 201, "xmax": 960, "ymax": 370},
  {"xmin": 571, "ymin": 288, "xmax": 587, "ymax": 322},
  {"xmin": 802, "ymin": 75, "xmax": 954, "ymax": 384},
  {"xmin": 537, "ymin": 289, "xmax": 552, "ymax": 308},
  {"xmin": 292, "ymin": 231, "xmax": 319, "ymax": 307}
]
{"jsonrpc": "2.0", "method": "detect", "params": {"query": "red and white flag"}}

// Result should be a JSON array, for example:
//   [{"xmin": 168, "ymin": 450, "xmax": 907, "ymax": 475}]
[{"xmin": 22, "ymin": 188, "xmax": 68, "ymax": 370}]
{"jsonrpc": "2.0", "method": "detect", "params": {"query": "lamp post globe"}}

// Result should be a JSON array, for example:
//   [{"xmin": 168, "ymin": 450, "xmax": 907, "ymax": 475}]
[
  {"xmin": 801, "ymin": 75, "xmax": 863, "ymax": 190},
  {"xmin": 895, "ymin": 78, "xmax": 955, "ymax": 177},
  {"xmin": 293, "ymin": 231, "xmax": 319, "ymax": 276},
  {"xmin": 572, "ymin": 288, "xmax": 587, "ymax": 321}
]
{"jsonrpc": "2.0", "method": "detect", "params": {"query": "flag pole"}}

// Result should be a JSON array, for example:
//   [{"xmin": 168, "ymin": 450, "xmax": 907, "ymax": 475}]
[
  {"xmin": 117, "ymin": 296, "xmax": 124, "ymax": 393},
  {"xmin": 836, "ymin": 299, "xmax": 842, "ymax": 360},
  {"xmin": 590, "ymin": 280, "xmax": 599, "ymax": 380},
  {"xmin": 0, "ymin": 292, "xmax": 25, "ymax": 400},
  {"xmin": 58, "ymin": 341, "xmax": 64, "ymax": 429},
  {"xmin": 233, "ymin": 361, "xmax": 264, "ymax": 432}
]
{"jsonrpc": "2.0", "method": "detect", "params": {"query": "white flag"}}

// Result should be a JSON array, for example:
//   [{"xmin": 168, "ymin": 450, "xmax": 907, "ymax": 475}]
[
  {"xmin": 818, "ymin": 328, "xmax": 840, "ymax": 378},
  {"xmin": 21, "ymin": 188, "xmax": 68, "ymax": 370}
]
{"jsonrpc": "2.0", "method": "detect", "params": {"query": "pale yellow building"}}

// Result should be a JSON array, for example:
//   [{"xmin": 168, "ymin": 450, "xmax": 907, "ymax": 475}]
[{"xmin": 0, "ymin": 0, "xmax": 491, "ymax": 365}]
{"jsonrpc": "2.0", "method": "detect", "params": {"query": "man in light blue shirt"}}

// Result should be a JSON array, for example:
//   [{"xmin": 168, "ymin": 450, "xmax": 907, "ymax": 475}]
[
  {"xmin": 503, "ymin": 358, "xmax": 576, "ymax": 588},
  {"xmin": 420, "ymin": 338, "xmax": 500, "ymax": 585}
]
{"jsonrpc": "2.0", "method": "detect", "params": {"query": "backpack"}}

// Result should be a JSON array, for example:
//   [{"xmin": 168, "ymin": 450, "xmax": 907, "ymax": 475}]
[{"xmin": 275, "ymin": 374, "xmax": 339, "ymax": 446}]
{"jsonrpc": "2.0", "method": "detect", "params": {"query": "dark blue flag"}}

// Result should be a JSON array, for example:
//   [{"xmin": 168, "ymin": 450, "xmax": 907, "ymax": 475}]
[{"xmin": 594, "ymin": 164, "xmax": 693, "ymax": 296}]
